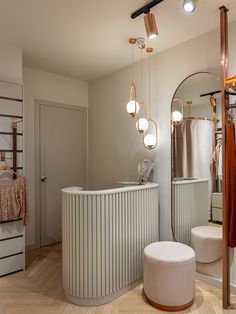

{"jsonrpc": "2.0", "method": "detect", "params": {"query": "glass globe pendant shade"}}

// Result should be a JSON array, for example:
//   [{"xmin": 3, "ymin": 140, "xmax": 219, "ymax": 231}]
[
  {"xmin": 126, "ymin": 100, "xmax": 140, "ymax": 118},
  {"xmin": 136, "ymin": 118, "xmax": 149, "ymax": 134},
  {"xmin": 172, "ymin": 110, "xmax": 183, "ymax": 125},
  {"xmin": 144, "ymin": 134, "xmax": 157, "ymax": 150}
]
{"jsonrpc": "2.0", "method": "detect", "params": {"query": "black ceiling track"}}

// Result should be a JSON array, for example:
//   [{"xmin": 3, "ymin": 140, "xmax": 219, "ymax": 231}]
[{"xmin": 131, "ymin": 0, "xmax": 164, "ymax": 19}]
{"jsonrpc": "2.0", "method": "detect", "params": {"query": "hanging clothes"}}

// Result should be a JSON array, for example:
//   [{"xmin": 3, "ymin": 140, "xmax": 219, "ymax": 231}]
[
  {"xmin": 213, "ymin": 141, "xmax": 223, "ymax": 180},
  {"xmin": 173, "ymin": 119, "xmax": 214, "ymax": 218},
  {"xmin": 225, "ymin": 119, "xmax": 236, "ymax": 248},
  {"xmin": 0, "ymin": 176, "xmax": 28, "ymax": 225}
]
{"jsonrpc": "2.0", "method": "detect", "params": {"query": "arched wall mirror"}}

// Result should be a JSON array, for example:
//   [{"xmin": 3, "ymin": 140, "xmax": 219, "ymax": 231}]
[{"xmin": 171, "ymin": 72, "xmax": 222, "ymax": 246}]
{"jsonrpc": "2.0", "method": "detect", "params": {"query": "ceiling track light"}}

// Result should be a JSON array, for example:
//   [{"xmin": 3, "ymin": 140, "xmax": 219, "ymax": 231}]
[
  {"xmin": 182, "ymin": 0, "xmax": 197, "ymax": 13},
  {"xmin": 144, "ymin": 12, "xmax": 158, "ymax": 39},
  {"xmin": 131, "ymin": 0, "xmax": 163, "ymax": 39}
]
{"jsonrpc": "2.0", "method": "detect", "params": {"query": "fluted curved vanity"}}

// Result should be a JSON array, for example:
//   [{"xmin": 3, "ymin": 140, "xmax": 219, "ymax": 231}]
[{"xmin": 62, "ymin": 183, "xmax": 159, "ymax": 306}]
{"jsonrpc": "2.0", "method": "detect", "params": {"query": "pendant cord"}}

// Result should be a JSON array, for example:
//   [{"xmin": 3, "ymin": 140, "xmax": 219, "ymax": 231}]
[
  {"xmin": 148, "ymin": 53, "xmax": 151, "ymax": 118},
  {"xmin": 141, "ymin": 48, "xmax": 143, "ymax": 102},
  {"xmin": 132, "ymin": 44, "xmax": 134, "ymax": 83}
]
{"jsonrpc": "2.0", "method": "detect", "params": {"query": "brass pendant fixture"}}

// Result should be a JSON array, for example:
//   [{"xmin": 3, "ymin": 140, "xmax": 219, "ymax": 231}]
[
  {"xmin": 126, "ymin": 38, "xmax": 158, "ymax": 150},
  {"xmin": 126, "ymin": 38, "xmax": 140, "ymax": 118},
  {"xmin": 172, "ymin": 98, "xmax": 184, "ymax": 125}
]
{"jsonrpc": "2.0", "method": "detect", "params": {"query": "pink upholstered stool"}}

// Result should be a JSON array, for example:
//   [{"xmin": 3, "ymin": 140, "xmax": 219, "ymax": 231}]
[{"xmin": 143, "ymin": 241, "xmax": 196, "ymax": 312}]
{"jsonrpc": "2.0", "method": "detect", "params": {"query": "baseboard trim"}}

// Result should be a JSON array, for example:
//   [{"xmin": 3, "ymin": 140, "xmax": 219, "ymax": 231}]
[
  {"xmin": 26, "ymin": 243, "xmax": 39, "ymax": 252},
  {"xmin": 196, "ymin": 272, "xmax": 236, "ymax": 294}
]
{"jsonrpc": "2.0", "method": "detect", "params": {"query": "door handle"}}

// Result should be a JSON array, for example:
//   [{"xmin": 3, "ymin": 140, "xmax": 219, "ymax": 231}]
[{"xmin": 41, "ymin": 176, "xmax": 47, "ymax": 182}]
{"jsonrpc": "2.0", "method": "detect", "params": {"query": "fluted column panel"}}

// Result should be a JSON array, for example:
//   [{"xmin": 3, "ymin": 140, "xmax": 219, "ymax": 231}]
[
  {"xmin": 62, "ymin": 184, "xmax": 159, "ymax": 306},
  {"xmin": 172, "ymin": 180, "xmax": 208, "ymax": 245}
]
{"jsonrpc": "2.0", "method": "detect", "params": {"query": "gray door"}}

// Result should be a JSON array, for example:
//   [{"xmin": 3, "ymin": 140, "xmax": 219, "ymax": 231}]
[{"xmin": 39, "ymin": 102, "xmax": 87, "ymax": 247}]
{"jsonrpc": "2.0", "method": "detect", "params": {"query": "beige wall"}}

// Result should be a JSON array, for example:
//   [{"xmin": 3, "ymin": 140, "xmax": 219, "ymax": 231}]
[
  {"xmin": 0, "ymin": 45, "xmax": 22, "ymax": 84},
  {"xmin": 89, "ymin": 21, "xmax": 236, "ymax": 241},
  {"xmin": 23, "ymin": 66, "xmax": 88, "ymax": 249}
]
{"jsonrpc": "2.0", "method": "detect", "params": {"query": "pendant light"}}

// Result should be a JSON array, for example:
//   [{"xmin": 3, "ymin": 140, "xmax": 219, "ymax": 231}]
[
  {"xmin": 126, "ymin": 38, "xmax": 140, "ymax": 118},
  {"xmin": 143, "ymin": 47, "xmax": 158, "ymax": 150},
  {"xmin": 136, "ymin": 38, "xmax": 149, "ymax": 134},
  {"xmin": 144, "ymin": 118, "xmax": 158, "ymax": 149},
  {"xmin": 172, "ymin": 98, "xmax": 184, "ymax": 125}
]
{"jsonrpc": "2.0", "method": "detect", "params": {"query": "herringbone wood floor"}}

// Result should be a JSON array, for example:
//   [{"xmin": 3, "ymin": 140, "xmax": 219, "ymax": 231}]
[{"xmin": 0, "ymin": 244, "xmax": 235, "ymax": 314}]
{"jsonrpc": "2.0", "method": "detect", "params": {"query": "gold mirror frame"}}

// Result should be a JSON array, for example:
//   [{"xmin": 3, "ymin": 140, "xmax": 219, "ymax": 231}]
[{"xmin": 170, "ymin": 71, "xmax": 221, "ymax": 242}]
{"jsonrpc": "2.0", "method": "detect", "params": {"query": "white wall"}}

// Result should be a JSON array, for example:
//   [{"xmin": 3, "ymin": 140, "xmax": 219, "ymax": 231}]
[
  {"xmin": 89, "ymin": 21, "xmax": 236, "ymax": 242},
  {"xmin": 23, "ymin": 67, "xmax": 88, "ymax": 249},
  {"xmin": 0, "ymin": 45, "xmax": 22, "ymax": 83}
]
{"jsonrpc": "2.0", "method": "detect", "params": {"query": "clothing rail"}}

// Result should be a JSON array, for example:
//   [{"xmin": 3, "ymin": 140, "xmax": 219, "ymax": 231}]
[
  {"xmin": 225, "ymin": 90, "xmax": 236, "ymax": 96},
  {"xmin": 0, "ymin": 150, "xmax": 23, "ymax": 153},
  {"xmin": 183, "ymin": 117, "xmax": 219, "ymax": 122},
  {"xmin": 226, "ymin": 104, "xmax": 236, "ymax": 109},
  {"xmin": 0, "ymin": 114, "xmax": 23, "ymax": 119},
  {"xmin": 200, "ymin": 90, "xmax": 221, "ymax": 97},
  {"xmin": 0, "ymin": 132, "xmax": 23, "ymax": 136},
  {"xmin": 0, "ymin": 218, "xmax": 23, "ymax": 225},
  {"xmin": 0, "ymin": 96, "xmax": 22, "ymax": 103}
]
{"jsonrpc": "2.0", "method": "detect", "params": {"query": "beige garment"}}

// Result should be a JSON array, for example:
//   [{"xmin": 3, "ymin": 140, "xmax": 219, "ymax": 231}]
[
  {"xmin": 213, "ymin": 142, "xmax": 223, "ymax": 180},
  {"xmin": 0, "ymin": 176, "xmax": 28, "ymax": 225}
]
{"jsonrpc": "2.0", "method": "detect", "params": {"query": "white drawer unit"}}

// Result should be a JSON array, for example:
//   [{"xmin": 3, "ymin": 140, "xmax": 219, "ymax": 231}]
[
  {"xmin": 0, "ymin": 236, "xmax": 24, "ymax": 258},
  {"xmin": 211, "ymin": 193, "xmax": 223, "ymax": 223},
  {"xmin": 0, "ymin": 254, "xmax": 24, "ymax": 277},
  {"xmin": 212, "ymin": 207, "xmax": 223, "ymax": 222},
  {"xmin": 212, "ymin": 193, "xmax": 223, "ymax": 208},
  {"xmin": 0, "ymin": 220, "xmax": 25, "ymax": 276},
  {"xmin": 0, "ymin": 220, "xmax": 24, "ymax": 240}
]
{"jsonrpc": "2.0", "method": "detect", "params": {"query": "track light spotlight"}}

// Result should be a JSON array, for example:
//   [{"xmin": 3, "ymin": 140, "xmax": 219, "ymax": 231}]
[
  {"xmin": 182, "ymin": 0, "xmax": 197, "ymax": 13},
  {"xmin": 144, "ymin": 12, "xmax": 158, "ymax": 39},
  {"xmin": 131, "ymin": 0, "xmax": 163, "ymax": 40}
]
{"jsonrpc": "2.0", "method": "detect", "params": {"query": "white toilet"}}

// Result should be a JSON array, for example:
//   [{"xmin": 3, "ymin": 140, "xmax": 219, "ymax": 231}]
[{"xmin": 191, "ymin": 226, "xmax": 222, "ymax": 279}]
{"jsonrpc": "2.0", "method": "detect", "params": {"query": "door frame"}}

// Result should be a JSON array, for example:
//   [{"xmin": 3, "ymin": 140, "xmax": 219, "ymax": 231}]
[{"xmin": 35, "ymin": 99, "xmax": 88, "ymax": 249}]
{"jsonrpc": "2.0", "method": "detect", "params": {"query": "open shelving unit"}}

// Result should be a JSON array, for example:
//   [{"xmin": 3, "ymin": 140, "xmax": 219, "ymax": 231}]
[{"xmin": 0, "ymin": 80, "xmax": 25, "ymax": 276}]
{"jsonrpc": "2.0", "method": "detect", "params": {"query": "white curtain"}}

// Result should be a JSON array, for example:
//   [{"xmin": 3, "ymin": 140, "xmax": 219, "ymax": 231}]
[{"xmin": 173, "ymin": 119, "xmax": 214, "ymax": 217}]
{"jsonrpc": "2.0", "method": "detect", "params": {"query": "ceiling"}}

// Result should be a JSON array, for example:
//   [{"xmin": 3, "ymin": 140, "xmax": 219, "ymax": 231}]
[{"xmin": 0, "ymin": 0, "xmax": 236, "ymax": 82}]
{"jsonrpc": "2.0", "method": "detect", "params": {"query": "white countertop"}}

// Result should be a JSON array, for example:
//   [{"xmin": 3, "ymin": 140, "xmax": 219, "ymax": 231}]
[
  {"xmin": 172, "ymin": 178, "xmax": 208, "ymax": 185},
  {"xmin": 62, "ymin": 182, "xmax": 159, "ymax": 195}
]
